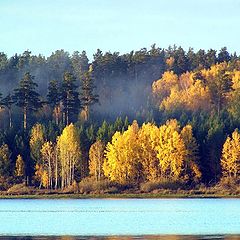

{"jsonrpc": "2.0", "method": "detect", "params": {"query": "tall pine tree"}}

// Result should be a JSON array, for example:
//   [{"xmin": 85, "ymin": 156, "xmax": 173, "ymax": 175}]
[
  {"xmin": 47, "ymin": 80, "xmax": 61, "ymax": 125},
  {"xmin": 80, "ymin": 65, "xmax": 98, "ymax": 121},
  {"xmin": 61, "ymin": 71, "xmax": 80, "ymax": 125},
  {"xmin": 1, "ymin": 94, "xmax": 14, "ymax": 128},
  {"xmin": 13, "ymin": 72, "xmax": 42, "ymax": 130}
]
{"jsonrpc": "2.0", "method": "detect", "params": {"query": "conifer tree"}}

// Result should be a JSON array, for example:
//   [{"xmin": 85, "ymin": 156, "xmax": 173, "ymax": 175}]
[
  {"xmin": 80, "ymin": 65, "xmax": 99, "ymax": 121},
  {"xmin": 1, "ymin": 94, "xmax": 14, "ymax": 128},
  {"xmin": 61, "ymin": 72, "xmax": 80, "ymax": 125},
  {"xmin": 96, "ymin": 120, "xmax": 109, "ymax": 143},
  {"xmin": 13, "ymin": 72, "xmax": 42, "ymax": 130},
  {"xmin": 47, "ymin": 80, "xmax": 61, "ymax": 125},
  {"xmin": 181, "ymin": 125, "xmax": 201, "ymax": 181}
]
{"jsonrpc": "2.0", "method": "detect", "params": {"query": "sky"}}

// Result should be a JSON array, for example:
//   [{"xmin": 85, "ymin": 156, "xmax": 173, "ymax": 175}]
[{"xmin": 0, "ymin": 0, "xmax": 240, "ymax": 59}]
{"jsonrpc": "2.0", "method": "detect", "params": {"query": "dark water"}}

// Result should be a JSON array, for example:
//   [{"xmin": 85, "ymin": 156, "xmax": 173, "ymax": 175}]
[{"xmin": 0, "ymin": 199, "xmax": 240, "ymax": 239}]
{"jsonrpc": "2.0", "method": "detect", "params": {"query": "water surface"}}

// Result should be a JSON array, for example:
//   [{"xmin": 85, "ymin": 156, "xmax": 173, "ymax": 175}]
[{"xmin": 0, "ymin": 198, "xmax": 240, "ymax": 238}]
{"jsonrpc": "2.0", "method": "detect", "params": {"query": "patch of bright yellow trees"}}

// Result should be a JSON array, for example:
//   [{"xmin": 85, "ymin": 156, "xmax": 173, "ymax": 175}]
[
  {"xmin": 221, "ymin": 129, "xmax": 240, "ymax": 178},
  {"xmin": 31, "ymin": 123, "xmax": 81, "ymax": 189},
  {"xmin": 103, "ymin": 120, "xmax": 201, "ymax": 184},
  {"xmin": 152, "ymin": 62, "xmax": 240, "ymax": 117},
  {"xmin": 28, "ymin": 119, "xmax": 240, "ymax": 189}
]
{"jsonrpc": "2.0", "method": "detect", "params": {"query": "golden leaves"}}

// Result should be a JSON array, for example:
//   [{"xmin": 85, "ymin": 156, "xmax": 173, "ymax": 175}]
[
  {"xmin": 221, "ymin": 129, "xmax": 240, "ymax": 178},
  {"xmin": 104, "ymin": 120, "xmax": 201, "ymax": 184}
]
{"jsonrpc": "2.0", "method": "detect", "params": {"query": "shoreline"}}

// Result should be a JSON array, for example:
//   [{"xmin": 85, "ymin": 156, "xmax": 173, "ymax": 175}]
[{"xmin": 1, "ymin": 193, "xmax": 240, "ymax": 199}]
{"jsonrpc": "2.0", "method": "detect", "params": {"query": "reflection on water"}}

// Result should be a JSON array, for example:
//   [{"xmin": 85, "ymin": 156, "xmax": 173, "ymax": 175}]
[{"xmin": 0, "ymin": 236, "xmax": 240, "ymax": 240}]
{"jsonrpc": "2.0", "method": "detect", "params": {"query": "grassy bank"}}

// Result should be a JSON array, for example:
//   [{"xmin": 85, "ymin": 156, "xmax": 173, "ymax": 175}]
[
  {"xmin": 1, "ymin": 192, "xmax": 240, "ymax": 199},
  {"xmin": 1, "ymin": 177, "xmax": 240, "ymax": 199}
]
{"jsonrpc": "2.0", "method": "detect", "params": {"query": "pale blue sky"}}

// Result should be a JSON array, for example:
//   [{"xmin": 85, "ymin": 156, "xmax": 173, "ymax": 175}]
[{"xmin": 0, "ymin": 0, "xmax": 240, "ymax": 58}]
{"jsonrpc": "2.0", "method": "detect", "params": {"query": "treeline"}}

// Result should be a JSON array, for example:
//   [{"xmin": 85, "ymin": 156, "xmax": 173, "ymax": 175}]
[
  {"xmin": 0, "ymin": 45, "xmax": 240, "ymax": 191},
  {"xmin": 0, "ymin": 45, "xmax": 237, "ymax": 120}
]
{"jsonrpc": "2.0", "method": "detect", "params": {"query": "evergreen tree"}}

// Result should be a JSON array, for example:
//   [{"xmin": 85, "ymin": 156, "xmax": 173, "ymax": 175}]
[
  {"xmin": 96, "ymin": 120, "xmax": 109, "ymax": 143},
  {"xmin": 61, "ymin": 71, "xmax": 80, "ymax": 125},
  {"xmin": 1, "ymin": 94, "xmax": 14, "ymax": 128},
  {"xmin": 47, "ymin": 80, "xmax": 61, "ymax": 125},
  {"xmin": 71, "ymin": 50, "xmax": 89, "ymax": 81},
  {"xmin": 13, "ymin": 72, "xmax": 42, "ymax": 130},
  {"xmin": 80, "ymin": 65, "xmax": 99, "ymax": 121},
  {"xmin": 218, "ymin": 47, "xmax": 231, "ymax": 63}
]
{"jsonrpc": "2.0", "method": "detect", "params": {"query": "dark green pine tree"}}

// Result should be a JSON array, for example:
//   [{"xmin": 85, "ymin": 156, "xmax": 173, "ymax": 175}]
[
  {"xmin": 61, "ymin": 71, "xmax": 80, "ymax": 125},
  {"xmin": 218, "ymin": 47, "xmax": 231, "ymax": 63},
  {"xmin": 47, "ymin": 80, "xmax": 61, "ymax": 125},
  {"xmin": 96, "ymin": 120, "xmax": 109, "ymax": 143},
  {"xmin": 13, "ymin": 72, "xmax": 42, "ymax": 130},
  {"xmin": 71, "ymin": 50, "xmax": 89, "ymax": 81},
  {"xmin": 208, "ymin": 69, "xmax": 232, "ymax": 116},
  {"xmin": 80, "ymin": 65, "xmax": 99, "ymax": 121},
  {"xmin": 1, "ymin": 94, "xmax": 15, "ymax": 128}
]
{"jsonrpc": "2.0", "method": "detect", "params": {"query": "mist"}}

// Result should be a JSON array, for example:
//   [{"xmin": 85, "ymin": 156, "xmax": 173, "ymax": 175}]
[{"xmin": 0, "ymin": 45, "xmax": 234, "ymax": 122}]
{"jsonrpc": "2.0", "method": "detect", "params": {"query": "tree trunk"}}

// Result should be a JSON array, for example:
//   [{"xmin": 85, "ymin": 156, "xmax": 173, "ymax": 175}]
[
  {"xmin": 66, "ymin": 108, "xmax": 69, "ymax": 125},
  {"xmin": 72, "ymin": 162, "xmax": 74, "ymax": 185},
  {"xmin": 54, "ymin": 106, "xmax": 59, "ymax": 125},
  {"xmin": 23, "ymin": 106, "xmax": 27, "ymax": 130},
  {"xmin": 84, "ymin": 105, "xmax": 89, "ymax": 121},
  {"xmin": 98, "ymin": 158, "xmax": 101, "ymax": 181},
  {"xmin": 61, "ymin": 165, "xmax": 64, "ymax": 189},
  {"xmin": 48, "ymin": 156, "xmax": 52, "ymax": 189},
  {"xmin": 9, "ymin": 108, "xmax": 12, "ymax": 128},
  {"xmin": 217, "ymin": 95, "xmax": 221, "ymax": 117},
  {"xmin": 55, "ymin": 153, "xmax": 58, "ymax": 189}
]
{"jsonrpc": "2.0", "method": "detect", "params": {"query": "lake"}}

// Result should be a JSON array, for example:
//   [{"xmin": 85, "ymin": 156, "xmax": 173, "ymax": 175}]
[{"xmin": 0, "ymin": 198, "xmax": 240, "ymax": 239}]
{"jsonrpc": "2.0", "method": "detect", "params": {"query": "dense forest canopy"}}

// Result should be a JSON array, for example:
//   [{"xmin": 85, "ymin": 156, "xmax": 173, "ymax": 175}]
[{"xmin": 0, "ymin": 45, "xmax": 240, "ymax": 192}]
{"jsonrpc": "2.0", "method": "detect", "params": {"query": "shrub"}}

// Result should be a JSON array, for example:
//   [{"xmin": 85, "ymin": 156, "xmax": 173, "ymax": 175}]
[
  {"xmin": 79, "ymin": 177, "xmax": 117, "ymax": 194},
  {"xmin": 7, "ymin": 183, "xmax": 33, "ymax": 195},
  {"xmin": 140, "ymin": 179, "xmax": 185, "ymax": 193},
  {"xmin": 214, "ymin": 177, "xmax": 238, "ymax": 193}
]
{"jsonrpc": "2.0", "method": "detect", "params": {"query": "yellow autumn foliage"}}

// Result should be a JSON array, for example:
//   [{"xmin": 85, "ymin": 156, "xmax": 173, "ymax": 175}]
[
  {"xmin": 30, "ymin": 123, "xmax": 45, "ymax": 164},
  {"xmin": 57, "ymin": 123, "xmax": 81, "ymax": 188},
  {"xmin": 161, "ymin": 77, "xmax": 211, "ymax": 112},
  {"xmin": 41, "ymin": 141, "xmax": 56, "ymax": 189},
  {"xmin": 221, "ymin": 129, "xmax": 240, "ymax": 178},
  {"xmin": 152, "ymin": 62, "xmax": 239, "ymax": 115},
  {"xmin": 138, "ymin": 123, "xmax": 160, "ymax": 181},
  {"xmin": 15, "ymin": 154, "xmax": 24, "ymax": 177},
  {"xmin": 156, "ymin": 123, "xmax": 186, "ymax": 179},
  {"xmin": 152, "ymin": 71, "xmax": 178, "ymax": 102},
  {"xmin": 103, "ymin": 120, "xmax": 140, "ymax": 184},
  {"xmin": 104, "ymin": 119, "xmax": 201, "ymax": 184},
  {"xmin": 89, "ymin": 140, "xmax": 105, "ymax": 181}
]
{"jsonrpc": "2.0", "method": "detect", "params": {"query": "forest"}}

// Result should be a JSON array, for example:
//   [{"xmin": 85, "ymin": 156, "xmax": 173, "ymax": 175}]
[{"xmin": 0, "ymin": 45, "xmax": 240, "ymax": 195}]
